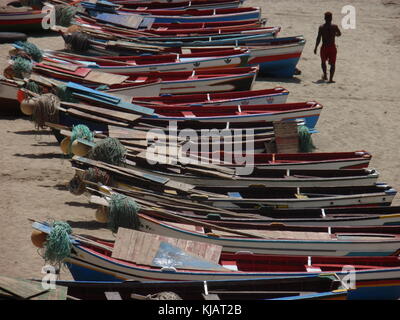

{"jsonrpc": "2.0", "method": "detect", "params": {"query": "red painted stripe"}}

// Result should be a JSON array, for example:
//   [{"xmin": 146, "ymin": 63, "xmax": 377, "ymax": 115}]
[{"xmin": 250, "ymin": 52, "xmax": 302, "ymax": 64}]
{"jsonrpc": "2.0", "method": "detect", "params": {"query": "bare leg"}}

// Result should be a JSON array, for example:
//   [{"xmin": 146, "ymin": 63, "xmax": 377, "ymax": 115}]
[
  {"xmin": 329, "ymin": 64, "xmax": 336, "ymax": 83},
  {"xmin": 321, "ymin": 62, "xmax": 327, "ymax": 80}
]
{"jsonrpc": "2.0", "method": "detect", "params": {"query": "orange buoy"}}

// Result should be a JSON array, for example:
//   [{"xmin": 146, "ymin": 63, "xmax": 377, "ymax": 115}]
[
  {"xmin": 95, "ymin": 206, "xmax": 109, "ymax": 223},
  {"xmin": 20, "ymin": 98, "xmax": 36, "ymax": 116},
  {"xmin": 31, "ymin": 230, "xmax": 47, "ymax": 248},
  {"xmin": 71, "ymin": 139, "xmax": 91, "ymax": 157},
  {"xmin": 60, "ymin": 136, "xmax": 71, "ymax": 154}
]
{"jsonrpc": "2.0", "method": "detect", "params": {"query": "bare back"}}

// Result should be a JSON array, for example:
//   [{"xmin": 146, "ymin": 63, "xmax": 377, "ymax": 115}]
[{"xmin": 319, "ymin": 23, "xmax": 341, "ymax": 46}]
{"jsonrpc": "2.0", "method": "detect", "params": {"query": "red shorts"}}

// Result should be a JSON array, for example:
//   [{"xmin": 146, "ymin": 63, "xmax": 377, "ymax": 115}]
[{"xmin": 320, "ymin": 45, "xmax": 337, "ymax": 64}]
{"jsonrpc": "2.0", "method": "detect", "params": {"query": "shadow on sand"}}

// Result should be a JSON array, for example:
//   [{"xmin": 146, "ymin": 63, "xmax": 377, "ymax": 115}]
[
  {"xmin": 65, "ymin": 201, "xmax": 98, "ymax": 209},
  {"xmin": 14, "ymin": 152, "xmax": 65, "ymax": 159},
  {"xmin": 256, "ymin": 76, "xmax": 302, "ymax": 84},
  {"xmin": 66, "ymin": 220, "xmax": 106, "ymax": 230}
]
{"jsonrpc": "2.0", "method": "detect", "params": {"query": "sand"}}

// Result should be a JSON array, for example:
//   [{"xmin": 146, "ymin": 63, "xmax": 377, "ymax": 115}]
[{"xmin": 0, "ymin": 0, "xmax": 399, "ymax": 281}]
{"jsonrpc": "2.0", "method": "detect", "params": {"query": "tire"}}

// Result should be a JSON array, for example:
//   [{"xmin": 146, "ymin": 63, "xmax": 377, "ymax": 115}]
[{"xmin": 0, "ymin": 32, "xmax": 27, "ymax": 44}]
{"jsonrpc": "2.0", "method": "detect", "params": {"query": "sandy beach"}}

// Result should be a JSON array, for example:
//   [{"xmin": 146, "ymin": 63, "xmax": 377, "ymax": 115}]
[{"xmin": 0, "ymin": 0, "xmax": 399, "ymax": 281}]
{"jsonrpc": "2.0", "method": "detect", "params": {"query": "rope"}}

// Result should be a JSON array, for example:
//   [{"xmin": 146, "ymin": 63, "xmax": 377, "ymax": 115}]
[
  {"xmin": 84, "ymin": 167, "xmax": 113, "ymax": 186},
  {"xmin": 14, "ymin": 41, "xmax": 43, "ymax": 62},
  {"xmin": 12, "ymin": 56, "xmax": 32, "ymax": 79},
  {"xmin": 55, "ymin": 84, "xmax": 78, "ymax": 102},
  {"xmin": 55, "ymin": 5, "xmax": 77, "ymax": 27},
  {"xmin": 298, "ymin": 125, "xmax": 316, "ymax": 153},
  {"xmin": 68, "ymin": 124, "xmax": 94, "ymax": 154},
  {"xmin": 68, "ymin": 174, "xmax": 86, "ymax": 195},
  {"xmin": 146, "ymin": 292, "xmax": 183, "ymax": 300},
  {"xmin": 64, "ymin": 32, "xmax": 91, "ymax": 53},
  {"xmin": 25, "ymin": 81, "xmax": 42, "ymax": 94},
  {"xmin": 88, "ymin": 137, "xmax": 127, "ymax": 165},
  {"xmin": 43, "ymin": 221, "xmax": 72, "ymax": 266},
  {"xmin": 31, "ymin": 93, "xmax": 60, "ymax": 130},
  {"xmin": 107, "ymin": 194, "xmax": 141, "ymax": 233}
]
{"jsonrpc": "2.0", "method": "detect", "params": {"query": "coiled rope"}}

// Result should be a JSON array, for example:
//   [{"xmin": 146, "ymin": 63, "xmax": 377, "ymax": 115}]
[
  {"xmin": 298, "ymin": 125, "xmax": 316, "ymax": 153},
  {"xmin": 55, "ymin": 5, "xmax": 78, "ymax": 27},
  {"xmin": 64, "ymin": 32, "xmax": 91, "ymax": 53},
  {"xmin": 14, "ymin": 41, "xmax": 43, "ymax": 62},
  {"xmin": 31, "ymin": 93, "xmax": 60, "ymax": 129},
  {"xmin": 55, "ymin": 84, "xmax": 78, "ymax": 103},
  {"xmin": 12, "ymin": 56, "xmax": 32, "ymax": 79},
  {"xmin": 107, "ymin": 193, "xmax": 141, "ymax": 233},
  {"xmin": 43, "ymin": 221, "xmax": 72, "ymax": 266},
  {"xmin": 68, "ymin": 168, "xmax": 113, "ymax": 195},
  {"xmin": 88, "ymin": 137, "xmax": 127, "ymax": 165}
]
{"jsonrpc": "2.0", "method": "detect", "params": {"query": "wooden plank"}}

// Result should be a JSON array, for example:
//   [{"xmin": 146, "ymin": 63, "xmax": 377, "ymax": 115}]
[
  {"xmin": 66, "ymin": 108, "xmax": 130, "ymax": 127},
  {"xmin": 112, "ymin": 229, "xmax": 223, "ymax": 266},
  {"xmin": 105, "ymin": 292, "xmax": 123, "ymax": 300},
  {"xmin": 42, "ymin": 60, "xmax": 79, "ymax": 72},
  {"xmin": 64, "ymin": 101, "xmax": 141, "ymax": 123},
  {"xmin": 84, "ymin": 70, "xmax": 129, "ymax": 86},
  {"xmin": 0, "ymin": 276, "xmax": 47, "ymax": 299},
  {"xmin": 112, "ymin": 227, "xmax": 135, "ymax": 261},
  {"xmin": 203, "ymin": 294, "xmax": 220, "ymax": 300},
  {"xmin": 273, "ymin": 121, "xmax": 299, "ymax": 154}
]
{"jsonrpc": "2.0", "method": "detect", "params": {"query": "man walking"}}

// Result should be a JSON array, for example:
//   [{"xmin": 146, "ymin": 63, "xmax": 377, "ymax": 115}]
[{"xmin": 314, "ymin": 12, "xmax": 341, "ymax": 83}]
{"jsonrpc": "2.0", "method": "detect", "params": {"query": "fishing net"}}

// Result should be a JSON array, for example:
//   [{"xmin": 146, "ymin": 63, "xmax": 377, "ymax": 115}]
[
  {"xmin": 25, "ymin": 80, "xmax": 42, "ymax": 94},
  {"xmin": 88, "ymin": 137, "xmax": 127, "ymax": 165},
  {"xmin": 14, "ymin": 41, "xmax": 43, "ymax": 62},
  {"xmin": 68, "ymin": 124, "xmax": 94, "ymax": 154},
  {"xmin": 43, "ymin": 221, "xmax": 72, "ymax": 266},
  {"xmin": 64, "ymin": 32, "xmax": 91, "ymax": 53},
  {"xmin": 84, "ymin": 167, "xmax": 113, "ymax": 186},
  {"xmin": 68, "ymin": 174, "xmax": 86, "ymax": 195},
  {"xmin": 108, "ymin": 194, "xmax": 141, "ymax": 233},
  {"xmin": 298, "ymin": 125, "xmax": 316, "ymax": 153},
  {"xmin": 55, "ymin": 84, "xmax": 78, "ymax": 103},
  {"xmin": 55, "ymin": 5, "xmax": 78, "ymax": 27},
  {"xmin": 31, "ymin": 93, "xmax": 60, "ymax": 129},
  {"xmin": 12, "ymin": 56, "xmax": 32, "ymax": 79}
]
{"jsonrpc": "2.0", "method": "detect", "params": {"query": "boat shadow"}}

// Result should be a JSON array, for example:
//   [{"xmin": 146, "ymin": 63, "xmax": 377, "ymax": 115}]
[
  {"xmin": 13, "ymin": 152, "xmax": 65, "ymax": 159},
  {"xmin": 65, "ymin": 220, "xmax": 106, "ymax": 230},
  {"xmin": 13, "ymin": 129, "xmax": 52, "ymax": 136},
  {"xmin": 256, "ymin": 76, "xmax": 302, "ymax": 84},
  {"xmin": 64, "ymin": 201, "xmax": 98, "ymax": 209}
]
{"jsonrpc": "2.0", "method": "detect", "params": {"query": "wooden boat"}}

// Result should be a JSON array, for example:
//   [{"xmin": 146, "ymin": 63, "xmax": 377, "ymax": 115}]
[
  {"xmin": 43, "ymin": 48, "xmax": 252, "ymax": 73},
  {"xmin": 31, "ymin": 222, "xmax": 400, "ymax": 299},
  {"xmin": 52, "ymin": 275, "xmax": 349, "ymax": 300},
  {"xmin": 83, "ymin": 3, "xmax": 262, "ymax": 23},
  {"xmin": 195, "ymin": 184, "xmax": 397, "ymax": 210},
  {"xmin": 0, "ymin": 7, "xmax": 46, "ymax": 32},
  {"xmin": 174, "ymin": 36, "xmax": 306, "ymax": 77},
  {"xmin": 66, "ymin": 136, "xmax": 377, "ymax": 188},
  {"xmin": 75, "ymin": 16, "xmax": 266, "ymax": 37},
  {"xmin": 60, "ymin": 26, "xmax": 305, "ymax": 77},
  {"xmin": 93, "ymin": 183, "xmax": 400, "ymax": 227},
  {"xmin": 147, "ymin": 204, "xmax": 400, "ymax": 228},
  {"xmin": 30, "ymin": 64, "xmax": 259, "ymax": 95},
  {"xmin": 123, "ymin": 27, "xmax": 280, "ymax": 43},
  {"xmin": 70, "ymin": 155, "xmax": 397, "ymax": 209},
  {"xmin": 112, "ymin": 0, "xmax": 245, "ymax": 10},
  {"xmin": 197, "ymin": 151, "xmax": 373, "ymax": 170},
  {"xmin": 0, "ymin": 76, "xmax": 22, "ymax": 113},
  {"xmin": 130, "ymin": 87, "xmax": 289, "ymax": 106},
  {"xmin": 76, "ymin": 15, "xmax": 265, "ymax": 32}
]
